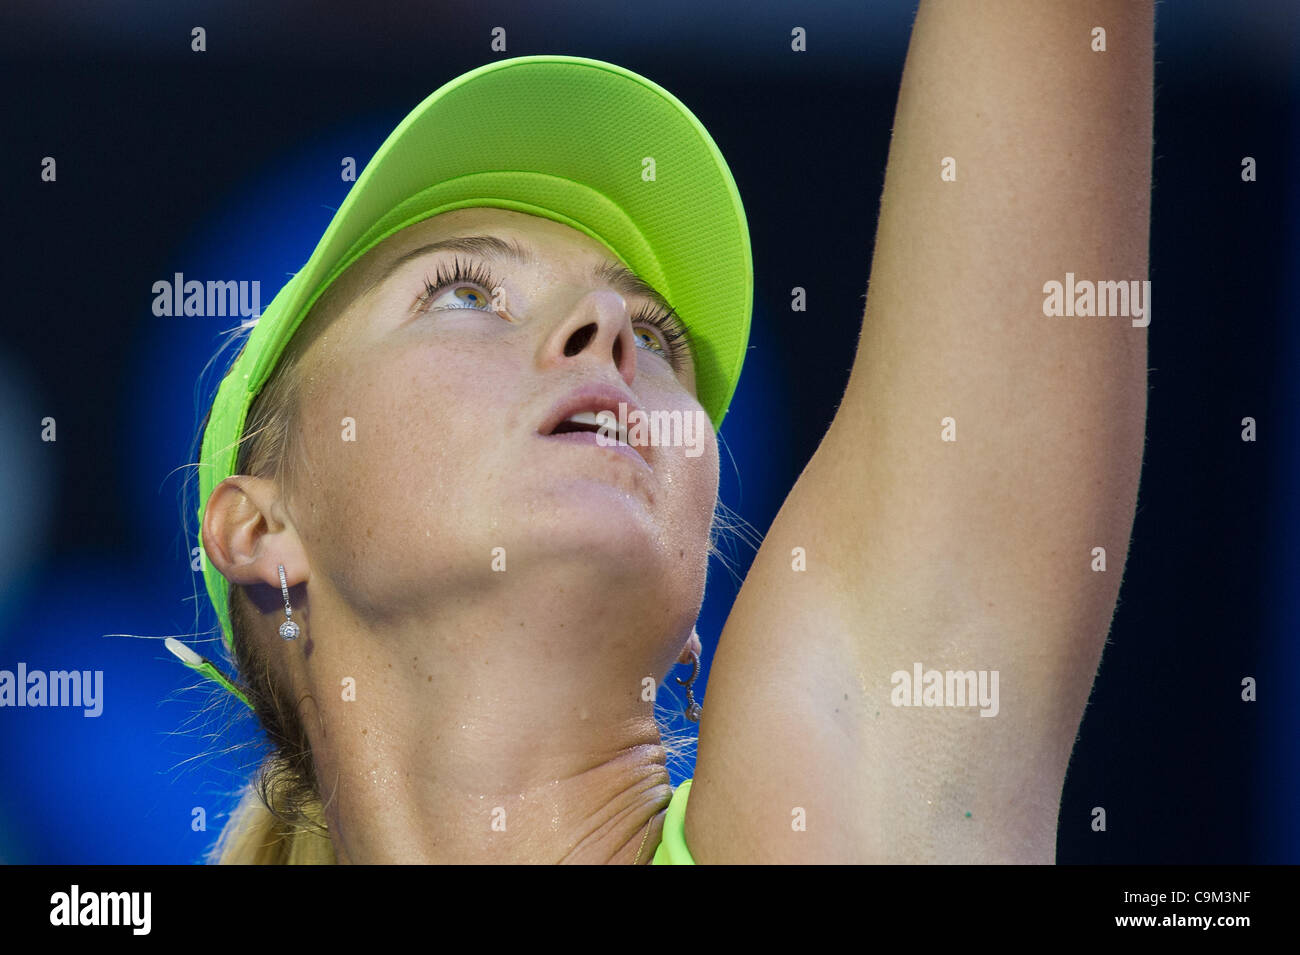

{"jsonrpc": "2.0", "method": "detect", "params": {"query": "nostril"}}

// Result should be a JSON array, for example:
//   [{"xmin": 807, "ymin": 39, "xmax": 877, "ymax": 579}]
[
  {"xmin": 612, "ymin": 333, "xmax": 622, "ymax": 369},
  {"xmin": 564, "ymin": 323, "xmax": 596, "ymax": 357}
]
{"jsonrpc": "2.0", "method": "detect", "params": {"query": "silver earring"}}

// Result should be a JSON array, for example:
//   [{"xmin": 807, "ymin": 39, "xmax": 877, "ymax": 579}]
[
  {"xmin": 675, "ymin": 648, "xmax": 702, "ymax": 722},
  {"xmin": 278, "ymin": 563, "xmax": 300, "ymax": 640}
]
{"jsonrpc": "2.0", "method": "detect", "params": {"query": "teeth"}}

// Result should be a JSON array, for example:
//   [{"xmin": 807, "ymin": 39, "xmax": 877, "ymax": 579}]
[{"xmin": 564, "ymin": 410, "xmax": 627, "ymax": 442}]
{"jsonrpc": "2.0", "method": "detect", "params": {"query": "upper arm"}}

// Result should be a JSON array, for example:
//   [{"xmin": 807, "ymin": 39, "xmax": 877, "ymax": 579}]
[{"xmin": 684, "ymin": 0, "xmax": 1153, "ymax": 863}]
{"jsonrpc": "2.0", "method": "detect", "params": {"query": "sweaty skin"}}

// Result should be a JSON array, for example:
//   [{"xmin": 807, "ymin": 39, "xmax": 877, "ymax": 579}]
[{"xmin": 203, "ymin": 207, "xmax": 715, "ymax": 863}]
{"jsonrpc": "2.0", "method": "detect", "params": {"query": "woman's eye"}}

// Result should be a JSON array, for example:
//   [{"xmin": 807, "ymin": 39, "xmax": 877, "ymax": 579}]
[
  {"xmin": 634, "ymin": 325, "xmax": 667, "ymax": 355},
  {"xmin": 428, "ymin": 284, "xmax": 494, "ymax": 311},
  {"xmin": 416, "ymin": 258, "xmax": 506, "ymax": 316}
]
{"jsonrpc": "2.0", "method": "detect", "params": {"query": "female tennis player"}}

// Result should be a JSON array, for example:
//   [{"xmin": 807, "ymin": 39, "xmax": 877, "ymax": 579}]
[{"xmin": 185, "ymin": 0, "xmax": 1153, "ymax": 863}]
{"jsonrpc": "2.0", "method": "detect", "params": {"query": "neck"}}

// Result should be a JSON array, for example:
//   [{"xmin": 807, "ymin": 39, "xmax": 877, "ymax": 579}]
[{"xmin": 284, "ymin": 565, "xmax": 689, "ymax": 863}]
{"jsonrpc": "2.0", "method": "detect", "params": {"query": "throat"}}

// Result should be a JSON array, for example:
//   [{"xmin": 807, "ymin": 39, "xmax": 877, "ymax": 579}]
[{"xmin": 555, "ymin": 748, "xmax": 674, "ymax": 864}]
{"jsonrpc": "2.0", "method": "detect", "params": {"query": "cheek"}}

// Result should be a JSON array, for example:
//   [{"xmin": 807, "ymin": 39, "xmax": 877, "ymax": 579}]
[
  {"xmin": 295, "ymin": 344, "xmax": 516, "ymax": 545},
  {"xmin": 660, "ymin": 429, "xmax": 718, "ymax": 609},
  {"xmin": 653, "ymin": 406, "xmax": 720, "ymax": 550},
  {"xmin": 690, "ymin": 435, "xmax": 721, "ymax": 536}
]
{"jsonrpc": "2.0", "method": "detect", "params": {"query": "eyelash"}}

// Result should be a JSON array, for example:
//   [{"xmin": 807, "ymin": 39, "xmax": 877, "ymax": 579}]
[{"xmin": 413, "ymin": 256, "xmax": 691, "ymax": 373}]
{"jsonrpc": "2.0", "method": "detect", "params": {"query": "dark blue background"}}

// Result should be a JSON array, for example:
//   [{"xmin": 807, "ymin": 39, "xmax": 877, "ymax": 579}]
[{"xmin": 0, "ymin": 0, "xmax": 1295, "ymax": 863}]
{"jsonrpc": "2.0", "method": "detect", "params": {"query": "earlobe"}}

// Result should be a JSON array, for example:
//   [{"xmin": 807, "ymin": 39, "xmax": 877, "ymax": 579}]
[
  {"xmin": 677, "ymin": 626, "xmax": 702, "ymax": 665},
  {"xmin": 201, "ymin": 474, "xmax": 309, "ymax": 590}
]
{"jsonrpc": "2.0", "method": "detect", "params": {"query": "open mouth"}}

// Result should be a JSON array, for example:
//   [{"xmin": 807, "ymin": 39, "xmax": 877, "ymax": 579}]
[
  {"xmin": 536, "ymin": 387, "xmax": 651, "ymax": 471},
  {"xmin": 548, "ymin": 410, "xmax": 629, "ymax": 444},
  {"xmin": 539, "ymin": 410, "xmax": 649, "ymax": 471}
]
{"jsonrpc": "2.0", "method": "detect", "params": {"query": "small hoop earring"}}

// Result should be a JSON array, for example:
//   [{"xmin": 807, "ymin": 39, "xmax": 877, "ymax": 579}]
[
  {"xmin": 675, "ymin": 648, "xmax": 703, "ymax": 722},
  {"xmin": 277, "ymin": 563, "xmax": 300, "ymax": 641}
]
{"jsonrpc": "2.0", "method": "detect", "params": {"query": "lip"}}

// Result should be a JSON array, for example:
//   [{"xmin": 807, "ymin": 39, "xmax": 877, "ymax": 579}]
[
  {"xmin": 537, "ymin": 384, "xmax": 652, "ymax": 470},
  {"xmin": 535, "ymin": 382, "xmax": 655, "ymax": 470},
  {"xmin": 536, "ymin": 428, "xmax": 652, "ymax": 472}
]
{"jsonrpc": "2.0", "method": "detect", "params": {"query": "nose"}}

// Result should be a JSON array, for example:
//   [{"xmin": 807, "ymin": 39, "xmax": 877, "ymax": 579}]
[{"xmin": 538, "ymin": 288, "xmax": 639, "ymax": 387}]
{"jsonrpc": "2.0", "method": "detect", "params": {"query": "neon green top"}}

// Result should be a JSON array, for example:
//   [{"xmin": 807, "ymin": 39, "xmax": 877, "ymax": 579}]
[{"xmin": 651, "ymin": 778, "xmax": 697, "ymax": 864}]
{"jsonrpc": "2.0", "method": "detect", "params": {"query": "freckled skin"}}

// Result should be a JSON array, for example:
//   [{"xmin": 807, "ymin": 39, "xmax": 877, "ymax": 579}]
[
  {"xmin": 206, "ymin": 207, "xmax": 718, "ymax": 862},
  {"xmin": 292, "ymin": 208, "xmax": 715, "ymax": 629}
]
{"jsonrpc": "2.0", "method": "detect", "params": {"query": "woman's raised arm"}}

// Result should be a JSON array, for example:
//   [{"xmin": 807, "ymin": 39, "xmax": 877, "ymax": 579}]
[{"xmin": 687, "ymin": 0, "xmax": 1153, "ymax": 863}]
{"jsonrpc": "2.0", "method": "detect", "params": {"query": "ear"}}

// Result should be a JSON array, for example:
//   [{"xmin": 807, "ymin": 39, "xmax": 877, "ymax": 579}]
[
  {"xmin": 677, "ymin": 626, "xmax": 702, "ymax": 665},
  {"xmin": 200, "ymin": 475, "xmax": 309, "ymax": 591}
]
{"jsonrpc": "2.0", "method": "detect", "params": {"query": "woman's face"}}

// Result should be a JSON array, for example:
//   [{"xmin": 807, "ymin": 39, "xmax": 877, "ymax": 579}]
[{"xmin": 284, "ymin": 206, "xmax": 719, "ymax": 636}]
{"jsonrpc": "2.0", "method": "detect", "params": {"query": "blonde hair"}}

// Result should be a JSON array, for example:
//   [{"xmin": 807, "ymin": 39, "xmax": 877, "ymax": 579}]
[
  {"xmin": 202, "ymin": 291, "xmax": 742, "ymax": 864},
  {"xmin": 205, "ymin": 323, "xmax": 338, "ymax": 864}
]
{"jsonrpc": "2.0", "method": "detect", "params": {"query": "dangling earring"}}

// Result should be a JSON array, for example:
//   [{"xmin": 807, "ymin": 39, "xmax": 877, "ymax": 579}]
[
  {"xmin": 277, "ymin": 563, "xmax": 300, "ymax": 640},
  {"xmin": 675, "ymin": 648, "xmax": 703, "ymax": 722}
]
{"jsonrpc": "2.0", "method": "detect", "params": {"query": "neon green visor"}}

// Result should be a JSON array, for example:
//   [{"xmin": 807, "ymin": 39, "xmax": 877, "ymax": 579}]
[{"xmin": 194, "ymin": 54, "xmax": 752, "ymax": 658}]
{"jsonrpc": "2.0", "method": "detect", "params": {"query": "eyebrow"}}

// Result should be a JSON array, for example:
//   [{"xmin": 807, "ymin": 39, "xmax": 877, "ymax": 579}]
[{"xmin": 366, "ymin": 233, "xmax": 678, "ymax": 319}]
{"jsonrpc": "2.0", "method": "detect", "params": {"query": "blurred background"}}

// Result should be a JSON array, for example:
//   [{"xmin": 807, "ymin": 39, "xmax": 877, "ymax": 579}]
[{"xmin": 0, "ymin": 0, "xmax": 1295, "ymax": 863}]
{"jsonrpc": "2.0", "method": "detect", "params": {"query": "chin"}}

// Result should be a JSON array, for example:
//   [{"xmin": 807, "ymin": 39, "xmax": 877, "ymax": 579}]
[
  {"xmin": 491, "ymin": 484, "xmax": 696, "ymax": 591},
  {"xmin": 523, "ymin": 482, "xmax": 668, "ymax": 558}
]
